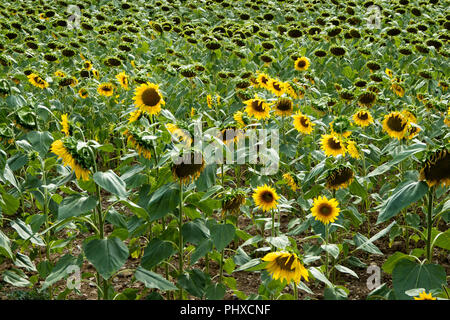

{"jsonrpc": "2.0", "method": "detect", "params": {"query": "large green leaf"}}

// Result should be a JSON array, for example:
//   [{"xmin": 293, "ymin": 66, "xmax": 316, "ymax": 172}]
[
  {"xmin": 57, "ymin": 194, "xmax": 97, "ymax": 220},
  {"xmin": 376, "ymin": 181, "xmax": 428, "ymax": 224},
  {"xmin": 147, "ymin": 182, "xmax": 180, "ymax": 221},
  {"xmin": 182, "ymin": 219, "xmax": 210, "ymax": 245},
  {"xmin": 195, "ymin": 164, "xmax": 217, "ymax": 192},
  {"xmin": 2, "ymin": 269, "xmax": 32, "ymax": 287},
  {"xmin": 382, "ymin": 251, "xmax": 415, "ymax": 274},
  {"xmin": 177, "ymin": 269, "xmax": 210, "ymax": 298},
  {"xmin": 42, "ymin": 254, "xmax": 78, "ymax": 290},
  {"xmin": 0, "ymin": 229, "xmax": 13, "ymax": 259},
  {"xmin": 392, "ymin": 260, "xmax": 446, "ymax": 300},
  {"xmin": 83, "ymin": 237, "xmax": 129, "ymax": 280},
  {"xmin": 141, "ymin": 239, "xmax": 174, "ymax": 270},
  {"xmin": 26, "ymin": 131, "xmax": 54, "ymax": 157},
  {"xmin": 134, "ymin": 266, "xmax": 177, "ymax": 291},
  {"xmin": 93, "ymin": 170, "xmax": 128, "ymax": 198},
  {"xmin": 209, "ymin": 223, "xmax": 235, "ymax": 252},
  {"xmin": 11, "ymin": 219, "xmax": 45, "ymax": 246},
  {"xmin": 190, "ymin": 239, "xmax": 213, "ymax": 266}
]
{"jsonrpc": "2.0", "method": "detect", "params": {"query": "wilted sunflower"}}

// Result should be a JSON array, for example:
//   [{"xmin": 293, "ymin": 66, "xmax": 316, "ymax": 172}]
[
  {"xmin": 274, "ymin": 97, "xmax": 293, "ymax": 116},
  {"xmin": 78, "ymin": 88, "xmax": 88, "ymax": 99},
  {"xmin": 222, "ymin": 190, "xmax": 246, "ymax": 216},
  {"xmin": 414, "ymin": 291, "xmax": 436, "ymax": 300},
  {"xmin": 50, "ymin": 138, "xmax": 91, "ymax": 181},
  {"xmin": 123, "ymin": 128, "xmax": 153, "ymax": 160},
  {"xmin": 294, "ymin": 56, "xmax": 310, "ymax": 71},
  {"xmin": 256, "ymin": 72, "xmax": 270, "ymax": 89},
  {"xmin": 357, "ymin": 91, "xmax": 377, "ymax": 108},
  {"xmin": 401, "ymin": 109, "xmax": 417, "ymax": 124},
  {"xmin": 353, "ymin": 109, "xmax": 374, "ymax": 127},
  {"xmin": 244, "ymin": 94, "xmax": 270, "ymax": 120},
  {"xmin": 133, "ymin": 82, "xmax": 165, "ymax": 115},
  {"xmin": 330, "ymin": 116, "xmax": 351, "ymax": 138},
  {"xmin": 326, "ymin": 166, "xmax": 354, "ymax": 190},
  {"xmin": 311, "ymin": 196, "xmax": 340, "ymax": 225},
  {"xmin": 171, "ymin": 151, "xmax": 205, "ymax": 185},
  {"xmin": 97, "ymin": 83, "xmax": 114, "ymax": 96},
  {"xmin": 116, "ymin": 71, "xmax": 129, "ymax": 90},
  {"xmin": 283, "ymin": 173, "xmax": 299, "ymax": 191},
  {"xmin": 60, "ymin": 114, "xmax": 71, "ymax": 136},
  {"xmin": 321, "ymin": 134, "xmax": 346, "ymax": 157},
  {"xmin": 419, "ymin": 148, "xmax": 450, "ymax": 187},
  {"xmin": 382, "ymin": 111, "xmax": 409, "ymax": 139},
  {"xmin": 293, "ymin": 111, "xmax": 315, "ymax": 134},
  {"xmin": 346, "ymin": 140, "xmax": 360, "ymax": 159},
  {"xmin": 267, "ymin": 78, "xmax": 285, "ymax": 97},
  {"xmin": 27, "ymin": 73, "xmax": 49, "ymax": 89},
  {"xmin": 262, "ymin": 252, "xmax": 309, "ymax": 285},
  {"xmin": 252, "ymin": 184, "xmax": 279, "ymax": 212}
]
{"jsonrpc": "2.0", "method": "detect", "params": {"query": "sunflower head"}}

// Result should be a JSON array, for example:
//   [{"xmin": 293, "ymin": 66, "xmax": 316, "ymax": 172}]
[
  {"xmin": 262, "ymin": 252, "xmax": 309, "ymax": 285},
  {"xmin": 133, "ymin": 82, "xmax": 165, "ymax": 115},
  {"xmin": 311, "ymin": 196, "xmax": 340, "ymax": 225},
  {"xmin": 171, "ymin": 150, "xmax": 205, "ymax": 185},
  {"xmin": 326, "ymin": 166, "xmax": 354, "ymax": 190},
  {"xmin": 274, "ymin": 97, "xmax": 294, "ymax": 116},
  {"xmin": 97, "ymin": 83, "xmax": 114, "ymax": 96},
  {"xmin": 413, "ymin": 291, "xmax": 436, "ymax": 300},
  {"xmin": 419, "ymin": 147, "xmax": 450, "ymax": 187},
  {"xmin": 116, "ymin": 71, "xmax": 129, "ymax": 90},
  {"xmin": 27, "ymin": 73, "xmax": 49, "ymax": 89},
  {"xmin": 283, "ymin": 173, "xmax": 299, "ymax": 192},
  {"xmin": 321, "ymin": 134, "xmax": 346, "ymax": 157},
  {"xmin": 346, "ymin": 140, "xmax": 360, "ymax": 159},
  {"xmin": 330, "ymin": 116, "xmax": 351, "ymax": 138},
  {"xmin": 267, "ymin": 78, "xmax": 285, "ymax": 97},
  {"xmin": 252, "ymin": 184, "xmax": 279, "ymax": 212},
  {"xmin": 123, "ymin": 126, "xmax": 153, "ymax": 160},
  {"xmin": 293, "ymin": 111, "xmax": 315, "ymax": 134},
  {"xmin": 222, "ymin": 189, "xmax": 246, "ymax": 216},
  {"xmin": 357, "ymin": 91, "xmax": 377, "ymax": 108},
  {"xmin": 244, "ymin": 94, "xmax": 270, "ymax": 120},
  {"xmin": 60, "ymin": 114, "xmax": 71, "ymax": 136},
  {"xmin": 233, "ymin": 111, "xmax": 250, "ymax": 128},
  {"xmin": 50, "ymin": 137, "xmax": 92, "ymax": 181},
  {"xmin": 294, "ymin": 56, "xmax": 310, "ymax": 71},
  {"xmin": 382, "ymin": 111, "xmax": 409, "ymax": 140},
  {"xmin": 256, "ymin": 72, "xmax": 270, "ymax": 89}
]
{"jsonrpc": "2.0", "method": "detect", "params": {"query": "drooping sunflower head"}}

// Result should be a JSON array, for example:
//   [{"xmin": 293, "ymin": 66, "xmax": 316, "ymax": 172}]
[
  {"xmin": 60, "ymin": 114, "xmax": 71, "ymax": 136},
  {"xmin": 293, "ymin": 111, "xmax": 315, "ymax": 134},
  {"xmin": 97, "ymin": 83, "xmax": 114, "ymax": 96},
  {"xmin": 346, "ymin": 140, "xmax": 360, "ymax": 159},
  {"xmin": 262, "ymin": 252, "xmax": 309, "ymax": 285},
  {"xmin": 321, "ymin": 134, "xmax": 346, "ymax": 157},
  {"xmin": 128, "ymin": 109, "xmax": 143, "ymax": 124},
  {"xmin": 283, "ymin": 173, "xmax": 299, "ymax": 192},
  {"xmin": 267, "ymin": 78, "xmax": 285, "ymax": 97},
  {"xmin": 274, "ymin": 97, "xmax": 294, "ymax": 116},
  {"xmin": 123, "ymin": 126, "xmax": 153, "ymax": 160},
  {"xmin": 233, "ymin": 111, "xmax": 250, "ymax": 128},
  {"xmin": 311, "ymin": 195, "xmax": 340, "ymax": 225},
  {"xmin": 419, "ymin": 148, "xmax": 450, "ymax": 187},
  {"xmin": 50, "ymin": 137, "xmax": 92, "ymax": 181},
  {"xmin": 166, "ymin": 123, "xmax": 193, "ymax": 147},
  {"xmin": 401, "ymin": 109, "xmax": 417, "ymax": 124},
  {"xmin": 413, "ymin": 291, "xmax": 436, "ymax": 300},
  {"xmin": 382, "ymin": 111, "xmax": 409, "ymax": 140},
  {"xmin": 133, "ymin": 82, "xmax": 165, "ymax": 115},
  {"xmin": 244, "ymin": 94, "xmax": 270, "ymax": 120},
  {"xmin": 221, "ymin": 126, "xmax": 243, "ymax": 145},
  {"xmin": 222, "ymin": 189, "xmax": 246, "ymax": 216},
  {"xmin": 330, "ymin": 116, "xmax": 352, "ymax": 138},
  {"xmin": 252, "ymin": 184, "xmax": 280, "ymax": 212},
  {"xmin": 352, "ymin": 109, "xmax": 374, "ymax": 127},
  {"xmin": 357, "ymin": 91, "xmax": 377, "ymax": 108},
  {"xmin": 391, "ymin": 81, "xmax": 405, "ymax": 97},
  {"xmin": 294, "ymin": 56, "xmax": 310, "ymax": 71},
  {"xmin": 284, "ymin": 81, "xmax": 303, "ymax": 99},
  {"xmin": 326, "ymin": 166, "xmax": 354, "ymax": 190},
  {"xmin": 171, "ymin": 151, "xmax": 205, "ymax": 185},
  {"xmin": 27, "ymin": 73, "xmax": 49, "ymax": 89},
  {"xmin": 406, "ymin": 123, "xmax": 421, "ymax": 140},
  {"xmin": 116, "ymin": 71, "xmax": 129, "ymax": 90}
]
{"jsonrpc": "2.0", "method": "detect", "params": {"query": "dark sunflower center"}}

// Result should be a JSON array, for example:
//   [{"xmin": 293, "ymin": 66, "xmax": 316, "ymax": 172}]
[
  {"xmin": 261, "ymin": 191, "xmax": 274, "ymax": 203},
  {"xmin": 423, "ymin": 150, "xmax": 450, "ymax": 183},
  {"xmin": 141, "ymin": 88, "xmax": 161, "ymax": 107},
  {"xmin": 327, "ymin": 137, "xmax": 342, "ymax": 150},
  {"xmin": 300, "ymin": 116, "xmax": 309, "ymax": 127},
  {"xmin": 102, "ymin": 86, "xmax": 112, "ymax": 92},
  {"xmin": 387, "ymin": 115, "xmax": 406, "ymax": 132},
  {"xmin": 358, "ymin": 112, "xmax": 369, "ymax": 120},
  {"xmin": 275, "ymin": 255, "xmax": 296, "ymax": 271},
  {"xmin": 318, "ymin": 204, "xmax": 333, "ymax": 216},
  {"xmin": 174, "ymin": 162, "xmax": 203, "ymax": 178},
  {"xmin": 273, "ymin": 82, "xmax": 281, "ymax": 91},
  {"xmin": 297, "ymin": 60, "xmax": 306, "ymax": 68},
  {"xmin": 252, "ymin": 100, "xmax": 265, "ymax": 112},
  {"xmin": 277, "ymin": 98, "xmax": 292, "ymax": 111},
  {"xmin": 261, "ymin": 76, "xmax": 268, "ymax": 84},
  {"xmin": 34, "ymin": 76, "xmax": 45, "ymax": 84},
  {"xmin": 328, "ymin": 168, "xmax": 353, "ymax": 187}
]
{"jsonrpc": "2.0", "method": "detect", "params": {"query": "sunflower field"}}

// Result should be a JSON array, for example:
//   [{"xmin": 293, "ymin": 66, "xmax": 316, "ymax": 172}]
[{"xmin": 0, "ymin": 0, "xmax": 449, "ymax": 302}]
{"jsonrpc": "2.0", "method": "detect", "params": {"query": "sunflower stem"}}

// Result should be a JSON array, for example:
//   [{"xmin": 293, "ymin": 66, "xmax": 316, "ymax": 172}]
[
  {"xmin": 178, "ymin": 182, "xmax": 184, "ymax": 300},
  {"xmin": 293, "ymin": 283, "xmax": 298, "ymax": 300},
  {"xmin": 426, "ymin": 186, "xmax": 434, "ymax": 263},
  {"xmin": 325, "ymin": 223, "xmax": 329, "ymax": 277}
]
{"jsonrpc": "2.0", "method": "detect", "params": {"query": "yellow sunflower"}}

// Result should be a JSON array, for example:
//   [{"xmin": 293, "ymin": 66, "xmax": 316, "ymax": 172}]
[
  {"xmin": 206, "ymin": 94, "xmax": 213, "ymax": 108},
  {"xmin": 116, "ymin": 71, "xmax": 129, "ymax": 90},
  {"xmin": 54, "ymin": 70, "xmax": 66, "ymax": 78},
  {"xmin": 244, "ymin": 94, "xmax": 270, "ymax": 120},
  {"xmin": 283, "ymin": 173, "xmax": 299, "ymax": 192},
  {"xmin": 293, "ymin": 111, "xmax": 315, "ymax": 134},
  {"xmin": 27, "ymin": 73, "xmax": 49, "ymax": 89},
  {"xmin": 294, "ymin": 56, "xmax": 310, "ymax": 71},
  {"xmin": 128, "ymin": 109, "xmax": 143, "ymax": 124},
  {"xmin": 320, "ymin": 134, "xmax": 346, "ymax": 157},
  {"xmin": 346, "ymin": 140, "xmax": 360, "ymax": 159},
  {"xmin": 414, "ymin": 291, "xmax": 436, "ymax": 300},
  {"xmin": 60, "ymin": 114, "xmax": 70, "ymax": 136},
  {"xmin": 256, "ymin": 72, "xmax": 271, "ymax": 89},
  {"xmin": 352, "ymin": 109, "xmax": 374, "ymax": 127},
  {"xmin": 382, "ymin": 111, "xmax": 409, "ymax": 140},
  {"xmin": 311, "ymin": 196, "xmax": 340, "ymax": 225},
  {"xmin": 123, "ymin": 129, "xmax": 153, "ymax": 160},
  {"xmin": 166, "ymin": 123, "xmax": 192, "ymax": 146},
  {"xmin": 385, "ymin": 68, "xmax": 393, "ymax": 78},
  {"xmin": 171, "ymin": 152, "xmax": 205, "ymax": 185},
  {"xmin": 326, "ymin": 166, "xmax": 354, "ymax": 190},
  {"xmin": 267, "ymin": 78, "xmax": 286, "ymax": 97},
  {"xmin": 133, "ymin": 82, "xmax": 165, "ymax": 115},
  {"xmin": 391, "ymin": 81, "xmax": 405, "ymax": 97},
  {"xmin": 50, "ymin": 140, "xmax": 91, "ymax": 181},
  {"xmin": 262, "ymin": 252, "xmax": 309, "ymax": 285},
  {"xmin": 274, "ymin": 97, "xmax": 294, "ymax": 116},
  {"xmin": 97, "ymin": 83, "xmax": 114, "ymax": 97},
  {"xmin": 78, "ymin": 88, "xmax": 88, "ymax": 99},
  {"xmin": 83, "ymin": 60, "xmax": 93, "ymax": 71},
  {"xmin": 233, "ymin": 111, "xmax": 249, "ymax": 128},
  {"xmin": 253, "ymin": 184, "xmax": 280, "ymax": 212},
  {"xmin": 419, "ymin": 148, "xmax": 450, "ymax": 187}
]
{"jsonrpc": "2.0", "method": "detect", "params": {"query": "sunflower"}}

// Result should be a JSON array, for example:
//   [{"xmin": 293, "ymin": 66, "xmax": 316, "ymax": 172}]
[
  {"xmin": 116, "ymin": 71, "xmax": 129, "ymax": 90},
  {"xmin": 123, "ymin": 128, "xmax": 153, "ymax": 160},
  {"xmin": 50, "ymin": 139, "xmax": 91, "ymax": 181},
  {"xmin": 128, "ymin": 109, "xmax": 143, "ymax": 123},
  {"xmin": 357, "ymin": 91, "xmax": 377, "ymax": 108},
  {"xmin": 283, "ymin": 173, "xmax": 299, "ymax": 192},
  {"xmin": 27, "ymin": 73, "xmax": 49, "ymax": 89},
  {"xmin": 413, "ymin": 291, "xmax": 436, "ymax": 300},
  {"xmin": 78, "ymin": 88, "xmax": 88, "ymax": 99},
  {"xmin": 330, "ymin": 117, "xmax": 352, "ymax": 138},
  {"xmin": 171, "ymin": 151, "xmax": 205, "ymax": 185},
  {"xmin": 419, "ymin": 148, "xmax": 450, "ymax": 187},
  {"xmin": 221, "ymin": 127, "xmax": 243, "ymax": 145},
  {"xmin": 54, "ymin": 70, "xmax": 66, "ymax": 78},
  {"xmin": 293, "ymin": 111, "xmax": 315, "ymax": 134},
  {"xmin": 256, "ymin": 72, "xmax": 270, "ymax": 89},
  {"xmin": 97, "ymin": 83, "xmax": 114, "ymax": 96},
  {"xmin": 233, "ymin": 111, "xmax": 250, "ymax": 128},
  {"xmin": 406, "ymin": 124, "xmax": 421, "ymax": 139},
  {"xmin": 83, "ymin": 60, "xmax": 93, "ymax": 71},
  {"xmin": 352, "ymin": 109, "xmax": 374, "ymax": 127},
  {"xmin": 311, "ymin": 196, "xmax": 340, "ymax": 225},
  {"xmin": 267, "ymin": 78, "xmax": 285, "ymax": 97},
  {"xmin": 262, "ymin": 252, "xmax": 309, "ymax": 285},
  {"xmin": 346, "ymin": 140, "xmax": 360, "ymax": 159},
  {"xmin": 385, "ymin": 68, "xmax": 393, "ymax": 78},
  {"xmin": 60, "ymin": 114, "xmax": 71, "ymax": 136},
  {"xmin": 382, "ymin": 111, "xmax": 409, "ymax": 140},
  {"xmin": 401, "ymin": 109, "xmax": 417, "ymax": 123},
  {"xmin": 133, "ymin": 82, "xmax": 165, "ymax": 115},
  {"xmin": 252, "ymin": 184, "xmax": 279, "ymax": 212},
  {"xmin": 244, "ymin": 94, "xmax": 270, "ymax": 120},
  {"xmin": 326, "ymin": 166, "xmax": 354, "ymax": 190},
  {"xmin": 206, "ymin": 94, "xmax": 213, "ymax": 108},
  {"xmin": 274, "ymin": 97, "xmax": 293, "ymax": 116},
  {"xmin": 222, "ymin": 190, "xmax": 246, "ymax": 216},
  {"xmin": 320, "ymin": 134, "xmax": 346, "ymax": 157},
  {"xmin": 391, "ymin": 81, "xmax": 405, "ymax": 97},
  {"xmin": 166, "ymin": 123, "xmax": 192, "ymax": 146},
  {"xmin": 294, "ymin": 56, "xmax": 310, "ymax": 71}
]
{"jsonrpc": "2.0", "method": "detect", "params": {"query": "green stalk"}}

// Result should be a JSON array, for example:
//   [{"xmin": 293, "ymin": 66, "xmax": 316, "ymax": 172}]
[
  {"xmin": 293, "ymin": 282, "xmax": 298, "ymax": 300},
  {"xmin": 178, "ymin": 182, "xmax": 184, "ymax": 300},
  {"xmin": 426, "ymin": 187, "xmax": 434, "ymax": 263},
  {"xmin": 325, "ymin": 223, "xmax": 329, "ymax": 277}
]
